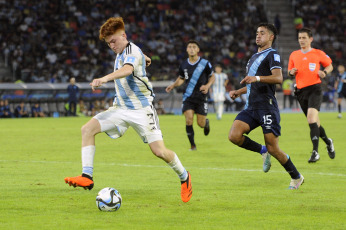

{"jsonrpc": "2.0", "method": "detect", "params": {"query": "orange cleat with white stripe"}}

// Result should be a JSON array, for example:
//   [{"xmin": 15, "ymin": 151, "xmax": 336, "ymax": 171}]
[{"xmin": 181, "ymin": 171, "xmax": 192, "ymax": 202}]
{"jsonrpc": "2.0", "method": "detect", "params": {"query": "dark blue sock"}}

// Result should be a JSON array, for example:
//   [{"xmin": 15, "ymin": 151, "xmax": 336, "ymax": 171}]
[
  {"xmin": 260, "ymin": 145, "xmax": 267, "ymax": 154},
  {"xmin": 186, "ymin": 125, "xmax": 195, "ymax": 146},
  {"xmin": 240, "ymin": 136, "xmax": 262, "ymax": 154},
  {"xmin": 282, "ymin": 156, "xmax": 300, "ymax": 179}
]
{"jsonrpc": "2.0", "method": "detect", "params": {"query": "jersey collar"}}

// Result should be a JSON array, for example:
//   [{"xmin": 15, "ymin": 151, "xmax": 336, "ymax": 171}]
[{"xmin": 188, "ymin": 56, "xmax": 200, "ymax": 65}]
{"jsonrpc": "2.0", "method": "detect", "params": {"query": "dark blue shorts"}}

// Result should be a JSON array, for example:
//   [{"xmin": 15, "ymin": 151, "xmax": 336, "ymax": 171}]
[
  {"xmin": 338, "ymin": 90, "xmax": 346, "ymax": 99},
  {"xmin": 235, "ymin": 109, "xmax": 281, "ymax": 136},
  {"xmin": 182, "ymin": 100, "xmax": 208, "ymax": 115}
]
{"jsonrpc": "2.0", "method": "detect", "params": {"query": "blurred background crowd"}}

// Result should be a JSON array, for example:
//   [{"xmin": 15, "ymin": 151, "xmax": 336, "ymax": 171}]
[
  {"xmin": 2, "ymin": 0, "xmax": 269, "ymax": 84},
  {"xmin": 1, "ymin": 0, "xmax": 344, "ymax": 84}
]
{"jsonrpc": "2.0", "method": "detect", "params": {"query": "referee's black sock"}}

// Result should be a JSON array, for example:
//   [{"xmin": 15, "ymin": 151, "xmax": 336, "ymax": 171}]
[
  {"xmin": 240, "ymin": 135, "xmax": 262, "ymax": 153},
  {"xmin": 186, "ymin": 125, "xmax": 196, "ymax": 147},
  {"xmin": 338, "ymin": 104, "xmax": 341, "ymax": 113},
  {"xmin": 309, "ymin": 123, "xmax": 319, "ymax": 152},
  {"xmin": 282, "ymin": 156, "xmax": 300, "ymax": 179},
  {"xmin": 319, "ymin": 125, "xmax": 331, "ymax": 145}
]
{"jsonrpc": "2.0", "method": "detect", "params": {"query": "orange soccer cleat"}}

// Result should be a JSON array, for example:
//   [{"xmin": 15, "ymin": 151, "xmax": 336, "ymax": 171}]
[
  {"xmin": 181, "ymin": 171, "xmax": 192, "ymax": 203},
  {"xmin": 64, "ymin": 174, "xmax": 94, "ymax": 190}
]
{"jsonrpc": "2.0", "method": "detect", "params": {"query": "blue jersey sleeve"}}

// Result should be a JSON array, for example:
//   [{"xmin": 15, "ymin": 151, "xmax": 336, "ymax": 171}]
[
  {"xmin": 268, "ymin": 51, "xmax": 282, "ymax": 71},
  {"xmin": 178, "ymin": 63, "xmax": 185, "ymax": 79}
]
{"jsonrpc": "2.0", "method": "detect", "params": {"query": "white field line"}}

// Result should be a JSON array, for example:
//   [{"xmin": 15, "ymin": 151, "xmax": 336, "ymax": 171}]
[{"xmin": 1, "ymin": 159, "xmax": 346, "ymax": 177}]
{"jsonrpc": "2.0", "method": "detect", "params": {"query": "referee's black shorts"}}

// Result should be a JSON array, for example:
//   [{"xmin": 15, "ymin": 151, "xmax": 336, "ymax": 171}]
[{"xmin": 296, "ymin": 83, "xmax": 322, "ymax": 116}]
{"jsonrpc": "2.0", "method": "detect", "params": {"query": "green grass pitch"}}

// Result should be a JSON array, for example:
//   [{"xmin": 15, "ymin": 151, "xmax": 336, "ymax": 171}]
[{"xmin": 0, "ymin": 112, "xmax": 345, "ymax": 229}]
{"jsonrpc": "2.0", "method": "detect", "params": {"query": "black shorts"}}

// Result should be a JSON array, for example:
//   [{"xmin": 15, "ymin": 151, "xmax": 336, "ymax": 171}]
[
  {"xmin": 296, "ymin": 84, "xmax": 322, "ymax": 116},
  {"xmin": 182, "ymin": 100, "xmax": 208, "ymax": 115},
  {"xmin": 338, "ymin": 90, "xmax": 346, "ymax": 99},
  {"xmin": 235, "ymin": 109, "xmax": 281, "ymax": 136}
]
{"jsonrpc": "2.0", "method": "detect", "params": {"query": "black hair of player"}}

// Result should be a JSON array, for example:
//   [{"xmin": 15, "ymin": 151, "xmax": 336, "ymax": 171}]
[
  {"xmin": 187, "ymin": 40, "xmax": 200, "ymax": 49},
  {"xmin": 258, "ymin": 23, "xmax": 278, "ymax": 45},
  {"xmin": 298, "ymin": 27, "xmax": 313, "ymax": 38}
]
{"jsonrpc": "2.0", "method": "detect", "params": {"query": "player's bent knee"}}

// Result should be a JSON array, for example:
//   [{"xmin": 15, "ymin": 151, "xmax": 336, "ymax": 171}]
[
  {"xmin": 228, "ymin": 133, "xmax": 241, "ymax": 145},
  {"xmin": 266, "ymin": 145, "xmax": 281, "ymax": 156},
  {"xmin": 81, "ymin": 123, "xmax": 98, "ymax": 136},
  {"xmin": 197, "ymin": 121, "xmax": 204, "ymax": 128},
  {"xmin": 151, "ymin": 147, "xmax": 165, "ymax": 159}
]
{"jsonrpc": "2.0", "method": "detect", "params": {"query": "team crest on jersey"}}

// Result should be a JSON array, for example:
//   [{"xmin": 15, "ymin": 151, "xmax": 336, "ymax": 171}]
[
  {"xmin": 125, "ymin": 56, "xmax": 135, "ymax": 64},
  {"xmin": 274, "ymin": 54, "xmax": 280, "ymax": 62},
  {"xmin": 309, "ymin": 63, "xmax": 316, "ymax": 71},
  {"xmin": 184, "ymin": 69, "xmax": 189, "ymax": 79}
]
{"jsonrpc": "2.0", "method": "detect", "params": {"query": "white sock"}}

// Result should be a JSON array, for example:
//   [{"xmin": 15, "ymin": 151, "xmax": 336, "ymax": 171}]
[
  {"xmin": 167, "ymin": 153, "xmax": 188, "ymax": 181},
  {"xmin": 216, "ymin": 102, "xmax": 223, "ymax": 119},
  {"xmin": 82, "ymin": 145, "xmax": 95, "ymax": 177}
]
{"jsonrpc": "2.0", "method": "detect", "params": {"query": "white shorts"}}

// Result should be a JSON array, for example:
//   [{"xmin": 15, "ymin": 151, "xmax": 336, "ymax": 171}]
[
  {"xmin": 94, "ymin": 105, "xmax": 163, "ymax": 144},
  {"xmin": 212, "ymin": 93, "xmax": 225, "ymax": 102}
]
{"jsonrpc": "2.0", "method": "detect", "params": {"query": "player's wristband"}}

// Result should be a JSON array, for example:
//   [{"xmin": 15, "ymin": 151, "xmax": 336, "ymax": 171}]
[
  {"xmin": 288, "ymin": 71, "xmax": 294, "ymax": 77},
  {"xmin": 255, "ymin": 76, "xmax": 260, "ymax": 82},
  {"xmin": 323, "ymin": 70, "xmax": 328, "ymax": 75}
]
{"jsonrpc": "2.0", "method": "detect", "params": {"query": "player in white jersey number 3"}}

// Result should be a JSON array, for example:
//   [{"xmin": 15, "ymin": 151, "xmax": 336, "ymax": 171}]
[{"xmin": 64, "ymin": 17, "xmax": 192, "ymax": 203}]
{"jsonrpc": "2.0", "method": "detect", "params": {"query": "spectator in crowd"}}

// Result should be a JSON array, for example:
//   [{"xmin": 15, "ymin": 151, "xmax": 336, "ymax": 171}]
[
  {"xmin": 155, "ymin": 99, "xmax": 166, "ymax": 115},
  {"xmin": 31, "ymin": 102, "xmax": 45, "ymax": 117},
  {"xmin": 0, "ymin": 100, "xmax": 4, "ymax": 117},
  {"xmin": 15, "ymin": 101, "xmax": 29, "ymax": 118},
  {"xmin": 67, "ymin": 77, "xmax": 79, "ymax": 116},
  {"xmin": 282, "ymin": 77, "xmax": 294, "ymax": 109},
  {"xmin": 0, "ymin": 99, "xmax": 13, "ymax": 118},
  {"xmin": 104, "ymin": 98, "xmax": 114, "ymax": 110},
  {"xmin": 77, "ymin": 99, "xmax": 88, "ymax": 117}
]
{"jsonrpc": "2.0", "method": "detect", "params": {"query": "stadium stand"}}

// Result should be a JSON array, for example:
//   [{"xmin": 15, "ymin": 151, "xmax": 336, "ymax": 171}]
[
  {"xmin": 0, "ymin": 0, "xmax": 344, "ymax": 117},
  {"xmin": 291, "ymin": 0, "xmax": 345, "ymax": 68},
  {"xmin": 0, "ymin": 0, "xmax": 268, "ymax": 83}
]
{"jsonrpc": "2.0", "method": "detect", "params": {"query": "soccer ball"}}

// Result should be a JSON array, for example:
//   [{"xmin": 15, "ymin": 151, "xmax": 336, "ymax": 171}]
[{"xmin": 96, "ymin": 187, "xmax": 122, "ymax": 212}]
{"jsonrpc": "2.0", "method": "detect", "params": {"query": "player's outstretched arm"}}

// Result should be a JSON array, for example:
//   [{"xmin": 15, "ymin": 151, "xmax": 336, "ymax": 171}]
[
  {"xmin": 90, "ymin": 64, "xmax": 134, "ymax": 91},
  {"xmin": 166, "ymin": 77, "xmax": 185, "ymax": 93}
]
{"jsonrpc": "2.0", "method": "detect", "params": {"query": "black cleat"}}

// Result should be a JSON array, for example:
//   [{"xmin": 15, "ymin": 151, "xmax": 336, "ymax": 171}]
[
  {"xmin": 308, "ymin": 150, "xmax": 320, "ymax": 163},
  {"xmin": 189, "ymin": 145, "xmax": 197, "ymax": 151},
  {"xmin": 326, "ymin": 138, "xmax": 335, "ymax": 159},
  {"xmin": 204, "ymin": 119, "xmax": 210, "ymax": 136}
]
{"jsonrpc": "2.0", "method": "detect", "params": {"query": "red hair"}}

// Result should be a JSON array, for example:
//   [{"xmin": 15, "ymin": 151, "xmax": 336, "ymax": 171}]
[{"xmin": 99, "ymin": 17, "xmax": 125, "ymax": 41}]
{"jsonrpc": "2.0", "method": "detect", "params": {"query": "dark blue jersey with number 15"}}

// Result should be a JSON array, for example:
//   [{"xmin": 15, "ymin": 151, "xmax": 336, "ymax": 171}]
[{"xmin": 245, "ymin": 47, "xmax": 282, "ymax": 110}]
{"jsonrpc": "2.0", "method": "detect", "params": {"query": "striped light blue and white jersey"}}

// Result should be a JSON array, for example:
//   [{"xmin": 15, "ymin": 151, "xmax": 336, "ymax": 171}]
[
  {"xmin": 212, "ymin": 72, "xmax": 228, "ymax": 101},
  {"xmin": 113, "ymin": 42, "xmax": 154, "ymax": 109}
]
